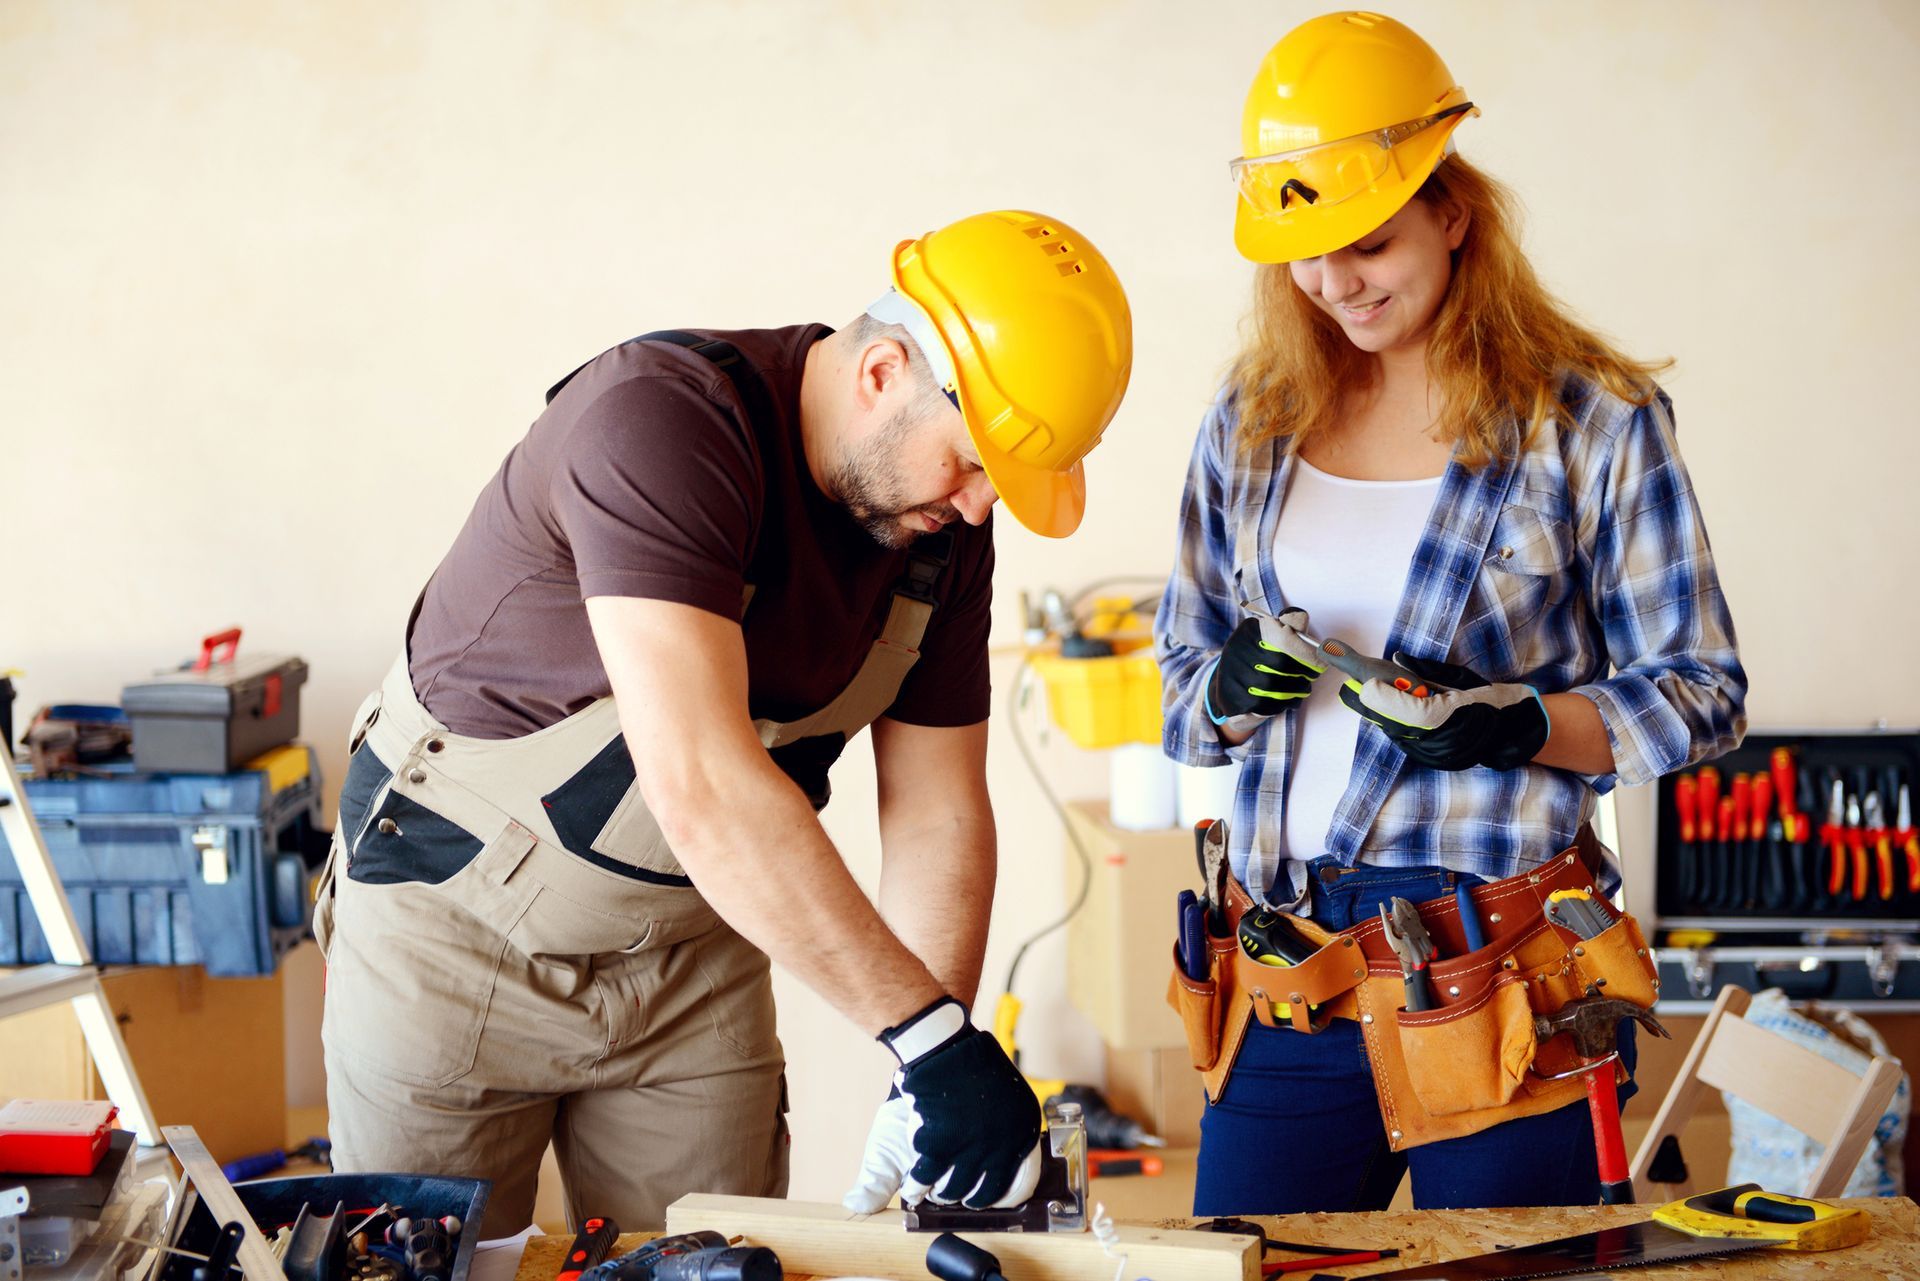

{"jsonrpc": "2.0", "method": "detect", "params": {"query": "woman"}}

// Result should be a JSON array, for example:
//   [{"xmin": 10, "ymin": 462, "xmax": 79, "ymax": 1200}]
[{"xmin": 1154, "ymin": 11, "xmax": 1745, "ymax": 1214}]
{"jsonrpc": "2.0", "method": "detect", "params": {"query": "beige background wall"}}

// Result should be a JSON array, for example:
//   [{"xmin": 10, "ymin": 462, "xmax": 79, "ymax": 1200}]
[{"xmin": 5, "ymin": 0, "xmax": 1917, "ymax": 1210}]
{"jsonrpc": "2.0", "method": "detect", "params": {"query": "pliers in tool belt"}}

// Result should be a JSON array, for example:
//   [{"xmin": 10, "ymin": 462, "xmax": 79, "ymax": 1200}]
[{"xmin": 1380, "ymin": 897, "xmax": 1437, "ymax": 1012}]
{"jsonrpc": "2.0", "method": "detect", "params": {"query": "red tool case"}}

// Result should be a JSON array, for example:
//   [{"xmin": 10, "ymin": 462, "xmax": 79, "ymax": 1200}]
[{"xmin": 0, "ymin": 1100, "xmax": 117, "ymax": 1176}]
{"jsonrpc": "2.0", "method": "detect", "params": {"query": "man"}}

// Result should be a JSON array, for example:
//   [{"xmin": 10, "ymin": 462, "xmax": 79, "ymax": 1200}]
[{"xmin": 312, "ymin": 210, "xmax": 1133, "ymax": 1236}]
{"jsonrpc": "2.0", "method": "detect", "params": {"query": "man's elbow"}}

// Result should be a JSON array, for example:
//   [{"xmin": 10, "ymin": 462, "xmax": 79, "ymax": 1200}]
[{"xmin": 629, "ymin": 738, "xmax": 737, "ymax": 852}]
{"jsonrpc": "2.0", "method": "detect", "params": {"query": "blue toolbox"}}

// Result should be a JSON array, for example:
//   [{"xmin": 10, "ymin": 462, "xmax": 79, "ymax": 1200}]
[{"xmin": 0, "ymin": 744, "xmax": 323, "ymax": 976}]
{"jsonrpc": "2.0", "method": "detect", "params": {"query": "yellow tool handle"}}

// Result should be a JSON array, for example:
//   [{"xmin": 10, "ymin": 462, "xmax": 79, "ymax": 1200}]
[
  {"xmin": 1651, "ymin": 1184, "xmax": 1870, "ymax": 1252},
  {"xmin": 992, "ymin": 993, "xmax": 1021, "ymax": 1061}
]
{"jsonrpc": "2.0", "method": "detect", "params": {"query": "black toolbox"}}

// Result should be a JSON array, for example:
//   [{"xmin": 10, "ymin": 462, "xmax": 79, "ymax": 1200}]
[
  {"xmin": 121, "ymin": 629, "xmax": 308, "ymax": 775},
  {"xmin": 167, "ymin": 1173, "xmax": 490, "ymax": 1281},
  {"xmin": 1652, "ymin": 725, "xmax": 1920, "ymax": 1009}
]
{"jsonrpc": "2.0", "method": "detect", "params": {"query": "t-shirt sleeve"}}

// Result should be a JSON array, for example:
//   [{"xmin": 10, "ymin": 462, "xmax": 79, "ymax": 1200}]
[
  {"xmin": 550, "ymin": 375, "xmax": 760, "ymax": 619},
  {"xmin": 883, "ymin": 523, "xmax": 995, "ymax": 727}
]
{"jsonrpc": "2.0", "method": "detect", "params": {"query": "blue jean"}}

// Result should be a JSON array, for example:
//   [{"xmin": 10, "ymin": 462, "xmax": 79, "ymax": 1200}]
[{"xmin": 1192, "ymin": 862, "xmax": 1637, "ymax": 1215}]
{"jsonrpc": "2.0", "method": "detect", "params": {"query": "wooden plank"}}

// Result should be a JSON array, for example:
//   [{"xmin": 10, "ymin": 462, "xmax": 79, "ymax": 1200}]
[{"xmin": 665, "ymin": 1195, "xmax": 1258, "ymax": 1281}]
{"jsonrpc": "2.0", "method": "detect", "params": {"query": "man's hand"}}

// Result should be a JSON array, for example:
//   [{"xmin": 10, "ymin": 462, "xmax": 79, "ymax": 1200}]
[
  {"xmin": 843, "ymin": 997, "xmax": 1042, "ymax": 1213},
  {"xmin": 1339, "ymin": 653, "xmax": 1550, "ymax": 771},
  {"xmin": 1206, "ymin": 610, "xmax": 1324, "ymax": 724}
]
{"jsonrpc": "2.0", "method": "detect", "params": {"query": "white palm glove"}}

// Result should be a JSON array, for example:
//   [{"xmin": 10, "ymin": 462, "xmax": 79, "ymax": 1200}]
[{"xmin": 842, "ymin": 997, "xmax": 1043, "ymax": 1214}]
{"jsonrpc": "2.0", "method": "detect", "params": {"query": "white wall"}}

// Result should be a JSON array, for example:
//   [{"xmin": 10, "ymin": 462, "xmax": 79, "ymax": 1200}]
[{"xmin": 5, "ymin": 1, "xmax": 1918, "ymax": 1206}]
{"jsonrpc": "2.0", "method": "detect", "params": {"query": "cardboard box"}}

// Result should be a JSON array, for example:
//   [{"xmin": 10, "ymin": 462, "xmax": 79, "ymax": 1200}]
[
  {"xmin": 0, "ymin": 965, "xmax": 287, "ymax": 1163},
  {"xmin": 1063, "ymin": 801, "xmax": 1194, "ymax": 1052},
  {"xmin": 1103, "ymin": 1044, "xmax": 1205, "ymax": 1149}
]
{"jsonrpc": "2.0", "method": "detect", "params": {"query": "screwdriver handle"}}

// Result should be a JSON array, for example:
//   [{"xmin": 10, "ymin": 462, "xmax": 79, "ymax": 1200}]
[
  {"xmin": 1698, "ymin": 767, "xmax": 1721, "ymax": 840},
  {"xmin": 1731, "ymin": 774, "xmax": 1752, "ymax": 842},
  {"xmin": 1675, "ymin": 774, "xmax": 1698, "ymax": 843}
]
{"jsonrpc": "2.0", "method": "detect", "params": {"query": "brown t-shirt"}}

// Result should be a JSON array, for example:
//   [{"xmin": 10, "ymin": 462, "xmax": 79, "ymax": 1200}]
[{"xmin": 406, "ymin": 325, "xmax": 994, "ymax": 797}]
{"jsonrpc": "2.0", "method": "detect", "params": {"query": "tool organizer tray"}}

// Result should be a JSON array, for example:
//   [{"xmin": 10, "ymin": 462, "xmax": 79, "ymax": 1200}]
[
  {"xmin": 169, "ymin": 1173, "xmax": 490, "ymax": 1281},
  {"xmin": 1651, "ymin": 726, "xmax": 1920, "ymax": 1008},
  {"xmin": 1653, "ymin": 727, "xmax": 1920, "ymax": 929}
]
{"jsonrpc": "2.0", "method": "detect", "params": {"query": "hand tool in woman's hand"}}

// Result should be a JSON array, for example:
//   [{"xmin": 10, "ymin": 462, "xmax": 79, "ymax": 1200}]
[
  {"xmin": 1314, "ymin": 635, "xmax": 1448, "ymax": 697},
  {"xmin": 1205, "ymin": 608, "xmax": 1325, "ymax": 723},
  {"xmin": 1337, "ymin": 652, "xmax": 1550, "ymax": 772},
  {"xmin": 1380, "ymin": 897, "xmax": 1437, "ymax": 1011}
]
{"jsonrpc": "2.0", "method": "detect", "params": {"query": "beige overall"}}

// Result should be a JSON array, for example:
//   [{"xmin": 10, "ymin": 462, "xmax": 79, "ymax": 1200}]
[{"xmin": 314, "ymin": 572, "xmax": 939, "ymax": 1236}]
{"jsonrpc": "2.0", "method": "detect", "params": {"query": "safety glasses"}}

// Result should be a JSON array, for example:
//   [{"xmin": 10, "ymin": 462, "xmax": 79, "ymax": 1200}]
[{"xmin": 1229, "ymin": 103, "xmax": 1476, "ymax": 217}]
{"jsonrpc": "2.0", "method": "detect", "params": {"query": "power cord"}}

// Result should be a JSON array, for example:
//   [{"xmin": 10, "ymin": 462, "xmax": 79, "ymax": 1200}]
[{"xmin": 996, "ymin": 653, "xmax": 1095, "ymax": 1064}]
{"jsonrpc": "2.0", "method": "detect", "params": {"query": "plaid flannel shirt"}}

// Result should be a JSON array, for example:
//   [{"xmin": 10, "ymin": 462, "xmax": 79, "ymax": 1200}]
[{"xmin": 1154, "ymin": 375, "xmax": 1747, "ymax": 911}]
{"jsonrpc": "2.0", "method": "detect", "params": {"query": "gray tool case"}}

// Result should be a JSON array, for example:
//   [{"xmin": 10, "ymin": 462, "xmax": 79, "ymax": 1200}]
[
  {"xmin": 1652, "ymin": 724, "xmax": 1920, "ymax": 1012},
  {"xmin": 121, "ymin": 630, "xmax": 308, "ymax": 774}
]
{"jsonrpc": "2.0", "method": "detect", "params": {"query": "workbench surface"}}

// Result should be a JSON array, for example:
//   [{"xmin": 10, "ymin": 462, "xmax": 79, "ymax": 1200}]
[
  {"xmin": 510, "ymin": 1197, "xmax": 1918, "ymax": 1280},
  {"xmin": 1187, "ymin": 1197, "xmax": 1919, "ymax": 1278}
]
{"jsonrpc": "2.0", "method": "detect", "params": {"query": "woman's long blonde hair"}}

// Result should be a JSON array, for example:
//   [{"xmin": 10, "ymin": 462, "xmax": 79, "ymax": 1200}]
[{"xmin": 1228, "ymin": 155, "xmax": 1670, "ymax": 467}]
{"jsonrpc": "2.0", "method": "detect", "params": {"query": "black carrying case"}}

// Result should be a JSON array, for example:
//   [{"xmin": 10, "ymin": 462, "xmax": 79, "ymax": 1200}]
[
  {"xmin": 1652, "ymin": 725, "xmax": 1920, "ymax": 1008},
  {"xmin": 121, "ymin": 630, "xmax": 308, "ymax": 775}
]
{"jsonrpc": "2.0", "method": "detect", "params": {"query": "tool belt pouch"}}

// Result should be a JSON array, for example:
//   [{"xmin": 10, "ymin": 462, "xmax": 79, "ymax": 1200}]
[
  {"xmin": 1359, "ymin": 847, "xmax": 1660, "ymax": 1151},
  {"xmin": 1168, "ymin": 890, "xmax": 1369, "ymax": 1100}
]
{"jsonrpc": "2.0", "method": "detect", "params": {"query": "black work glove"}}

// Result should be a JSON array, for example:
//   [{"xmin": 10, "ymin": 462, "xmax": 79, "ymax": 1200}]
[
  {"xmin": 843, "ymin": 997, "xmax": 1042, "ymax": 1213},
  {"xmin": 1339, "ymin": 653, "xmax": 1551, "ymax": 772},
  {"xmin": 1206, "ymin": 609, "xmax": 1326, "ymax": 724}
]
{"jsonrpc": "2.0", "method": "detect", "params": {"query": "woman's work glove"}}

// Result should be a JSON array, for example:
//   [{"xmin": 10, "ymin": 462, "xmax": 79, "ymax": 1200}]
[
  {"xmin": 842, "ymin": 997, "xmax": 1043, "ymax": 1214},
  {"xmin": 1205, "ymin": 609, "xmax": 1326, "ymax": 724},
  {"xmin": 1339, "ymin": 653, "xmax": 1551, "ymax": 772}
]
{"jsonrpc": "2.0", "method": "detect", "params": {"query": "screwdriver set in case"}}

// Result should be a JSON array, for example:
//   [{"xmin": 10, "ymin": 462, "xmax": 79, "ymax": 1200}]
[{"xmin": 1651, "ymin": 727, "xmax": 1920, "ymax": 1007}]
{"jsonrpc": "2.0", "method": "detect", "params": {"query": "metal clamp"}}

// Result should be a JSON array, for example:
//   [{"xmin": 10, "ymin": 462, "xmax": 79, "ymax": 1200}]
[
  {"xmin": 0, "ymin": 1186, "xmax": 25, "ymax": 1281},
  {"xmin": 1868, "ymin": 939, "xmax": 1901, "ymax": 999},
  {"xmin": 1685, "ymin": 950, "xmax": 1715, "ymax": 1000}
]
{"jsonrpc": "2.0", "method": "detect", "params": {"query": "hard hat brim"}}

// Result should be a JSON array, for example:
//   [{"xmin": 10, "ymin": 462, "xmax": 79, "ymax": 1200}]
[
  {"xmin": 978, "ymin": 439, "xmax": 1085, "ymax": 539},
  {"xmin": 1232, "ymin": 111, "xmax": 1467, "ymax": 264}
]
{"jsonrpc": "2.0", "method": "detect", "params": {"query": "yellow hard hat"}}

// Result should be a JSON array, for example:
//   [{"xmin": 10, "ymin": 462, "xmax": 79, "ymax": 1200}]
[
  {"xmin": 1231, "ymin": 11, "xmax": 1477, "ymax": 264},
  {"xmin": 887, "ymin": 211, "xmax": 1132, "ymax": 539}
]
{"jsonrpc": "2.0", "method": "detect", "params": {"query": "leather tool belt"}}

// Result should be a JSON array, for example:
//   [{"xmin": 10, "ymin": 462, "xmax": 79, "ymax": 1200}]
[{"xmin": 1166, "ymin": 832, "xmax": 1660, "ymax": 1151}]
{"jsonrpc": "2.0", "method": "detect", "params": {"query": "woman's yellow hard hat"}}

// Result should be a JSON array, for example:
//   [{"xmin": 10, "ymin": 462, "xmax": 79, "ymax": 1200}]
[
  {"xmin": 1232, "ymin": 11, "xmax": 1477, "ymax": 264},
  {"xmin": 886, "ymin": 211, "xmax": 1132, "ymax": 539}
]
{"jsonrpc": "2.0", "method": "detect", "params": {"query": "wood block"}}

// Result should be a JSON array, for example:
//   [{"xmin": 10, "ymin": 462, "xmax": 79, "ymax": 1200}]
[{"xmin": 665, "ymin": 1195, "xmax": 1257, "ymax": 1281}]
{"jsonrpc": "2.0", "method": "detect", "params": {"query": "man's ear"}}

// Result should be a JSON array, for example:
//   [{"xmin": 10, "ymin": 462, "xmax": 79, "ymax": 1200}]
[{"xmin": 855, "ymin": 337, "xmax": 911, "ymax": 412}]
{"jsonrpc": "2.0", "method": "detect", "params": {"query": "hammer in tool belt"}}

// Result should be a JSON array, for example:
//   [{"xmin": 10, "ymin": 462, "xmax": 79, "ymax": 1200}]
[{"xmin": 1538, "ymin": 892, "xmax": 1672, "ymax": 1206}]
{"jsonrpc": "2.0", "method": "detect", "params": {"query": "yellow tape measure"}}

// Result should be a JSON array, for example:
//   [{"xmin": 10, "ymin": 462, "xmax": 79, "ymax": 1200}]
[{"xmin": 1652, "ymin": 1184, "xmax": 1869, "ymax": 1252}]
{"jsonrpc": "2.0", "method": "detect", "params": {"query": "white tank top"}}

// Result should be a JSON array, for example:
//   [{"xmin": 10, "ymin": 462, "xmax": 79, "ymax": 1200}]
[{"xmin": 1273, "ymin": 457, "xmax": 1444, "ymax": 861}]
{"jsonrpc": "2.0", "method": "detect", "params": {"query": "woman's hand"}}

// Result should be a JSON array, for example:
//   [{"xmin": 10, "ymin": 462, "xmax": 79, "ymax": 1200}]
[
  {"xmin": 1338, "ymin": 653, "xmax": 1550, "ymax": 771},
  {"xmin": 1206, "ymin": 609, "xmax": 1326, "ymax": 725}
]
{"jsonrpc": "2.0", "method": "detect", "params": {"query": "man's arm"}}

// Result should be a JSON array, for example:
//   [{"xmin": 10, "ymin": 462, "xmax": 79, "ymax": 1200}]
[
  {"xmin": 586, "ymin": 594, "xmax": 944, "ymax": 1034},
  {"xmin": 871, "ymin": 717, "xmax": 995, "ymax": 1008}
]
